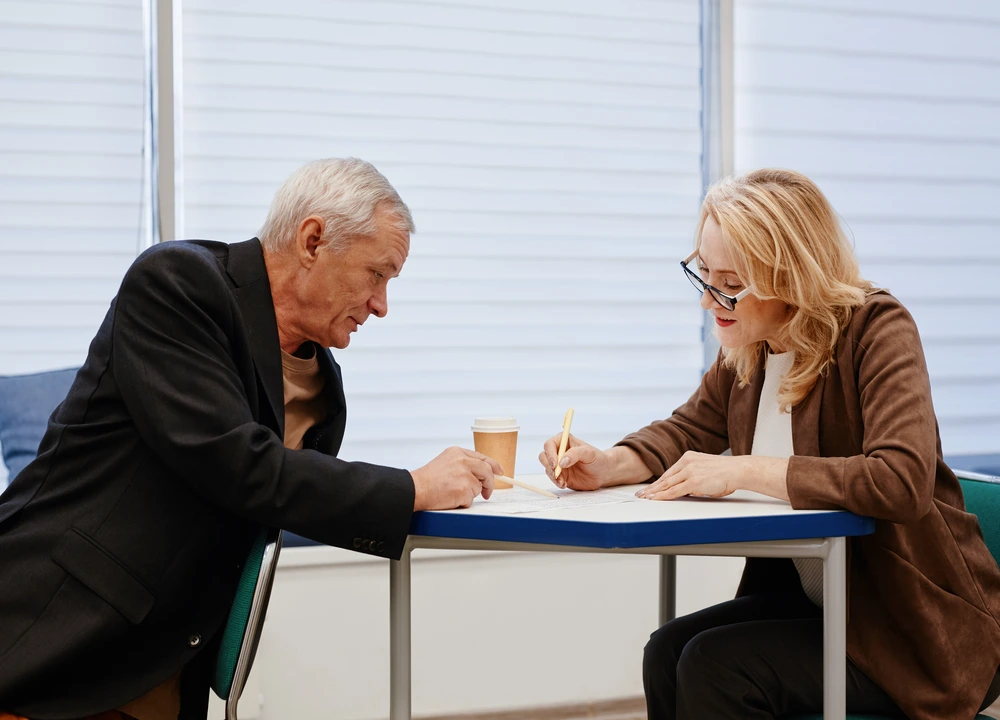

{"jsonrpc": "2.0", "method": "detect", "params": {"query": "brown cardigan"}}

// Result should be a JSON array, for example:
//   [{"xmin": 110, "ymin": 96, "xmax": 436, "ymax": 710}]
[{"xmin": 619, "ymin": 292, "xmax": 1000, "ymax": 720}]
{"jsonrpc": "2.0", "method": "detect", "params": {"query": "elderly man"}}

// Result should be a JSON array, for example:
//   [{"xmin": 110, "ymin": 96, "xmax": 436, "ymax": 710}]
[{"xmin": 0, "ymin": 159, "xmax": 500, "ymax": 720}]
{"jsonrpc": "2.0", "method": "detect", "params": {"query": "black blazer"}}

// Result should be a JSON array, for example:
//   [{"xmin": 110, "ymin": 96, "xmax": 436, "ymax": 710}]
[{"xmin": 0, "ymin": 239, "xmax": 415, "ymax": 719}]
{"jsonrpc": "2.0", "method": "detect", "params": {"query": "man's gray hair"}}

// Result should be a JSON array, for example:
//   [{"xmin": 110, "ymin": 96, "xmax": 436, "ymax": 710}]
[{"xmin": 258, "ymin": 158, "xmax": 414, "ymax": 253}]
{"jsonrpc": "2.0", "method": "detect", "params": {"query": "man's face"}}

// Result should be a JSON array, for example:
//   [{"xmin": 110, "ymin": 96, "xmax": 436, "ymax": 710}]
[{"xmin": 298, "ymin": 211, "xmax": 410, "ymax": 349}]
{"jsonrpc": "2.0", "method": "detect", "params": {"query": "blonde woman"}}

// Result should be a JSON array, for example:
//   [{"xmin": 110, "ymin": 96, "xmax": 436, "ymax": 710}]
[{"xmin": 540, "ymin": 169, "xmax": 1000, "ymax": 720}]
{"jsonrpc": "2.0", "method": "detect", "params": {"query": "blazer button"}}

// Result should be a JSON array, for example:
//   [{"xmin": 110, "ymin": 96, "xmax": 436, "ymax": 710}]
[
  {"xmin": 353, "ymin": 538, "xmax": 362, "ymax": 549},
  {"xmin": 362, "ymin": 540, "xmax": 371, "ymax": 550},
  {"xmin": 376, "ymin": 541, "xmax": 385, "ymax": 552},
  {"xmin": 188, "ymin": 633, "xmax": 202, "ymax": 648}
]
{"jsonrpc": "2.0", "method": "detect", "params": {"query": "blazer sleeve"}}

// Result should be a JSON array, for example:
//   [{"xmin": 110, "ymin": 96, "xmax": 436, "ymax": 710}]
[
  {"xmin": 786, "ymin": 299, "xmax": 937, "ymax": 523},
  {"xmin": 110, "ymin": 245, "xmax": 415, "ymax": 558},
  {"xmin": 614, "ymin": 352, "xmax": 733, "ymax": 479}
]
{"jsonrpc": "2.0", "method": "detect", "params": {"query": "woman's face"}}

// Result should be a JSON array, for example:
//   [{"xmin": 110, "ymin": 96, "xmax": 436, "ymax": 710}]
[{"xmin": 697, "ymin": 215, "xmax": 792, "ymax": 352}]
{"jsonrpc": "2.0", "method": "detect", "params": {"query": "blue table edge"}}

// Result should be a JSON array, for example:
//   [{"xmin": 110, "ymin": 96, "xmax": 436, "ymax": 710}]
[{"xmin": 409, "ymin": 509, "xmax": 875, "ymax": 549}]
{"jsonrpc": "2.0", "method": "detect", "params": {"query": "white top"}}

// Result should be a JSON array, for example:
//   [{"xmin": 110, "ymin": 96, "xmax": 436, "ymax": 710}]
[{"xmin": 750, "ymin": 351, "xmax": 825, "ymax": 607}]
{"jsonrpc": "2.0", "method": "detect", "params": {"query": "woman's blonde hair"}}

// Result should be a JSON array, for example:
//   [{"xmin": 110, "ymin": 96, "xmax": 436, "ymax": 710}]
[{"xmin": 698, "ymin": 168, "xmax": 875, "ymax": 408}]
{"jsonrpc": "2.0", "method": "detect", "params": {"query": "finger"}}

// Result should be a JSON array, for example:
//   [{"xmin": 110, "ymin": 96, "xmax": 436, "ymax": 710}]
[
  {"xmin": 480, "ymin": 471, "xmax": 494, "ymax": 501},
  {"xmin": 483, "ymin": 455, "xmax": 504, "ymax": 477},
  {"xmin": 638, "ymin": 468, "xmax": 683, "ymax": 497},
  {"xmin": 646, "ymin": 480, "xmax": 692, "ymax": 501},
  {"xmin": 464, "ymin": 456, "xmax": 494, "ymax": 484},
  {"xmin": 538, "ymin": 451, "xmax": 556, "ymax": 481},
  {"xmin": 557, "ymin": 444, "xmax": 592, "ymax": 470},
  {"xmin": 459, "ymin": 448, "xmax": 505, "ymax": 478},
  {"xmin": 660, "ymin": 459, "xmax": 684, "ymax": 481},
  {"xmin": 543, "ymin": 437, "xmax": 561, "ymax": 470}
]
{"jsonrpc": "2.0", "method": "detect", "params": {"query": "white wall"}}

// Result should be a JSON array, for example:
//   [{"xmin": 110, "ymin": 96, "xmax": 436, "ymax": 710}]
[{"xmin": 734, "ymin": 0, "xmax": 1000, "ymax": 457}]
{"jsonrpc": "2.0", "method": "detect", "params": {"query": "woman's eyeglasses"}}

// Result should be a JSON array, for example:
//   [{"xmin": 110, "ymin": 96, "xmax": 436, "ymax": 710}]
[{"xmin": 680, "ymin": 250, "xmax": 753, "ymax": 312}]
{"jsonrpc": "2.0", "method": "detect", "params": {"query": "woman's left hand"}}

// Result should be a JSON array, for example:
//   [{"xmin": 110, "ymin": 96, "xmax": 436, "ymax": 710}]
[
  {"xmin": 637, "ymin": 452, "xmax": 747, "ymax": 500},
  {"xmin": 637, "ymin": 452, "xmax": 790, "ymax": 502}
]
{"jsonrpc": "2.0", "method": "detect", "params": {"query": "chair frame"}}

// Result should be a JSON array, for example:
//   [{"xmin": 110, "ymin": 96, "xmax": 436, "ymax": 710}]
[{"xmin": 226, "ymin": 528, "xmax": 283, "ymax": 720}]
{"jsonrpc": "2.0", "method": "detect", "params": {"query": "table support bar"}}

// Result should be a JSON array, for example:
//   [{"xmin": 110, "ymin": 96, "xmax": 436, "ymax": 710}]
[
  {"xmin": 658, "ymin": 554, "xmax": 676, "ymax": 626},
  {"xmin": 823, "ymin": 536, "xmax": 847, "ymax": 720},
  {"xmin": 390, "ymin": 540, "xmax": 412, "ymax": 720}
]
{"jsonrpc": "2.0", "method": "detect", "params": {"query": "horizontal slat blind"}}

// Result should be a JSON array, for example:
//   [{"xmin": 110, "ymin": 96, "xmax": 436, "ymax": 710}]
[
  {"xmin": 0, "ymin": 0, "xmax": 144, "ymax": 485},
  {"xmin": 182, "ymin": 0, "xmax": 705, "ymax": 473},
  {"xmin": 735, "ymin": 0, "xmax": 1000, "ymax": 455}
]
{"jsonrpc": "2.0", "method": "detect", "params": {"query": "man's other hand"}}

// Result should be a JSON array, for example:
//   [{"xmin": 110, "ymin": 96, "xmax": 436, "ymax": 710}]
[{"xmin": 411, "ymin": 447, "xmax": 502, "ymax": 511}]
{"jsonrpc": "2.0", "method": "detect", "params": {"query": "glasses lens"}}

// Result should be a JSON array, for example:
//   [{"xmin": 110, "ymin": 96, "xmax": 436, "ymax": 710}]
[
  {"xmin": 683, "ymin": 265, "xmax": 705, "ymax": 294},
  {"xmin": 709, "ymin": 288, "xmax": 735, "ymax": 311}
]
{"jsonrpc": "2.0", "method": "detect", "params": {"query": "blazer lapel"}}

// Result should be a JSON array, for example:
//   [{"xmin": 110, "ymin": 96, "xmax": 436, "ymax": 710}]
[{"xmin": 226, "ymin": 238, "xmax": 285, "ymax": 439}]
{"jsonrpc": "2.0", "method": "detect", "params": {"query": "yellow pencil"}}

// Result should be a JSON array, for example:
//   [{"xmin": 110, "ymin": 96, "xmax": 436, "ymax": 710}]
[
  {"xmin": 553, "ymin": 408, "xmax": 575, "ymax": 480},
  {"xmin": 494, "ymin": 475, "xmax": 559, "ymax": 499}
]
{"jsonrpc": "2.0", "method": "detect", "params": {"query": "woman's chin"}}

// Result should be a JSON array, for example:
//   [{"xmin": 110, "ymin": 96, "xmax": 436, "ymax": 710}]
[{"xmin": 713, "ymin": 328, "xmax": 743, "ymax": 349}]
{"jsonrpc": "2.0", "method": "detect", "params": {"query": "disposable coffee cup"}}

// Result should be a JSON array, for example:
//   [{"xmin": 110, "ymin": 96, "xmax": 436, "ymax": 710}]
[{"xmin": 472, "ymin": 417, "xmax": 518, "ymax": 489}]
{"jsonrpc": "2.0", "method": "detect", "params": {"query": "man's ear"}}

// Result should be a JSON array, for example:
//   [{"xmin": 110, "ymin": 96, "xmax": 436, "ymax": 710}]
[{"xmin": 296, "ymin": 216, "xmax": 325, "ymax": 268}]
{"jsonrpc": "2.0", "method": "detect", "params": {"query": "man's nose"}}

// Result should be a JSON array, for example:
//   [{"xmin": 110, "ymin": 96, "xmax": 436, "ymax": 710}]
[{"xmin": 369, "ymin": 287, "xmax": 388, "ymax": 318}]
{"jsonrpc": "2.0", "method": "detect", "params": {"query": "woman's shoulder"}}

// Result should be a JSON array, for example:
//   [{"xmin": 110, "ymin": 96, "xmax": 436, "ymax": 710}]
[{"xmin": 842, "ymin": 289, "xmax": 922, "ymax": 356}]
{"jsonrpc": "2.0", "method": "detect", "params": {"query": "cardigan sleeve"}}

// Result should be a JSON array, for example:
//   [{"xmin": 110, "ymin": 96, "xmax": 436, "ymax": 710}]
[
  {"xmin": 786, "ymin": 298, "xmax": 938, "ymax": 523},
  {"xmin": 614, "ymin": 351, "xmax": 733, "ymax": 479}
]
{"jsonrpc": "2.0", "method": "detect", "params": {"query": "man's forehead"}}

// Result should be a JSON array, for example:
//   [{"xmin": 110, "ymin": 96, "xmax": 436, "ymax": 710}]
[{"xmin": 373, "ymin": 229, "xmax": 409, "ymax": 275}]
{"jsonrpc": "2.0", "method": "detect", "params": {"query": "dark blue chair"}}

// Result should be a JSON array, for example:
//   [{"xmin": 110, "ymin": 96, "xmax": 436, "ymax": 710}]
[
  {"xmin": 0, "ymin": 367, "xmax": 282, "ymax": 718},
  {"xmin": 0, "ymin": 368, "xmax": 78, "ymax": 486}
]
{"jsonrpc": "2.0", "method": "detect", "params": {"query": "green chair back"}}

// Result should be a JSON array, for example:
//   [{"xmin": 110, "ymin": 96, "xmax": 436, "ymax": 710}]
[
  {"xmin": 957, "ymin": 472, "xmax": 1000, "ymax": 564},
  {"xmin": 212, "ymin": 527, "xmax": 283, "ymax": 710},
  {"xmin": 788, "ymin": 471, "xmax": 999, "ymax": 720}
]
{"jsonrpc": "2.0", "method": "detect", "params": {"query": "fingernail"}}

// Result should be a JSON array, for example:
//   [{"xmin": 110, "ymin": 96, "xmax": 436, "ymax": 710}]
[{"xmin": 559, "ymin": 457, "xmax": 569, "ymax": 467}]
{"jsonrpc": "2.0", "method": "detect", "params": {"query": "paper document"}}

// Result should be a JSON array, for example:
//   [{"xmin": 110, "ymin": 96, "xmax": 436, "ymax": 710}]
[{"xmin": 470, "ymin": 484, "xmax": 643, "ymax": 514}]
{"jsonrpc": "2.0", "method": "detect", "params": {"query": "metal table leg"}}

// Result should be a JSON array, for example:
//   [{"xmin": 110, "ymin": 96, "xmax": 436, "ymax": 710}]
[
  {"xmin": 822, "ymin": 536, "xmax": 847, "ymax": 720},
  {"xmin": 659, "ymin": 554, "xmax": 676, "ymax": 626},
  {"xmin": 390, "ymin": 540, "xmax": 413, "ymax": 720}
]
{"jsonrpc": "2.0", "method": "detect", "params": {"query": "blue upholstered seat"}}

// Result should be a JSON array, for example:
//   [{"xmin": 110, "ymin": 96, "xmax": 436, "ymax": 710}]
[{"xmin": 0, "ymin": 367, "xmax": 78, "ymax": 487}]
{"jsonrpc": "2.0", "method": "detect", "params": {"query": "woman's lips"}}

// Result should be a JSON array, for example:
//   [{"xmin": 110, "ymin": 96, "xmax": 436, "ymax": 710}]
[{"xmin": 715, "ymin": 317, "xmax": 736, "ymax": 328}]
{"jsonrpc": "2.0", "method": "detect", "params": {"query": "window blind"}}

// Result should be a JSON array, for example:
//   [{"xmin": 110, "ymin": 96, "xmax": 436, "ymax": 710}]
[
  {"xmin": 735, "ymin": 0, "xmax": 1000, "ymax": 457},
  {"xmin": 182, "ymin": 0, "xmax": 706, "ymax": 473}
]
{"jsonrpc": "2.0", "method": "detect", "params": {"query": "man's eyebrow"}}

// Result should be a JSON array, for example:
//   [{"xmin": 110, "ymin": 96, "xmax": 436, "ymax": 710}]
[{"xmin": 380, "ymin": 260, "xmax": 401, "ymax": 277}]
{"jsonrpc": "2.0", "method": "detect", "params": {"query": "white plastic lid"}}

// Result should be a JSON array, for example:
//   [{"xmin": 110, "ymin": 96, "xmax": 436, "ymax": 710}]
[{"xmin": 471, "ymin": 416, "xmax": 519, "ymax": 432}]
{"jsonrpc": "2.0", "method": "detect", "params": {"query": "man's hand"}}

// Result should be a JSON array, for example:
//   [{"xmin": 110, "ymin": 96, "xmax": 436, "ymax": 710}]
[{"xmin": 411, "ymin": 447, "xmax": 503, "ymax": 511}]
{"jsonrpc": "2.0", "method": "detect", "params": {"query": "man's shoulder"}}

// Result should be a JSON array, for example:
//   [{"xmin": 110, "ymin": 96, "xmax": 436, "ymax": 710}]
[
  {"xmin": 132, "ymin": 239, "xmax": 228, "ymax": 273},
  {"xmin": 123, "ymin": 240, "xmax": 238, "ymax": 296}
]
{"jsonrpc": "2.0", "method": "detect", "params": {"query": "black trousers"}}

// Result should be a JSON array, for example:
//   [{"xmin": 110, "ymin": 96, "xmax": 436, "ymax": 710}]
[{"xmin": 643, "ymin": 591, "xmax": 1000, "ymax": 719}]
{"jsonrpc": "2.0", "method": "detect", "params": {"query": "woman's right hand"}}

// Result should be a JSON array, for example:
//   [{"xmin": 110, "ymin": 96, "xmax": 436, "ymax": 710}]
[{"xmin": 538, "ymin": 434, "xmax": 616, "ymax": 490}]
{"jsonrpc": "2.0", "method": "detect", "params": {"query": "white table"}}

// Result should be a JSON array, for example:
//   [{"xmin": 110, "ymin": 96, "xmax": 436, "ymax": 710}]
[{"xmin": 389, "ymin": 477, "xmax": 874, "ymax": 720}]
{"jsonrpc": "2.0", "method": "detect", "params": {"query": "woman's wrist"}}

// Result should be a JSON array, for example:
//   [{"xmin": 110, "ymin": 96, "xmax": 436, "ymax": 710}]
[
  {"xmin": 740, "ymin": 456, "xmax": 790, "ymax": 501},
  {"xmin": 606, "ymin": 446, "xmax": 653, "ymax": 487}
]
